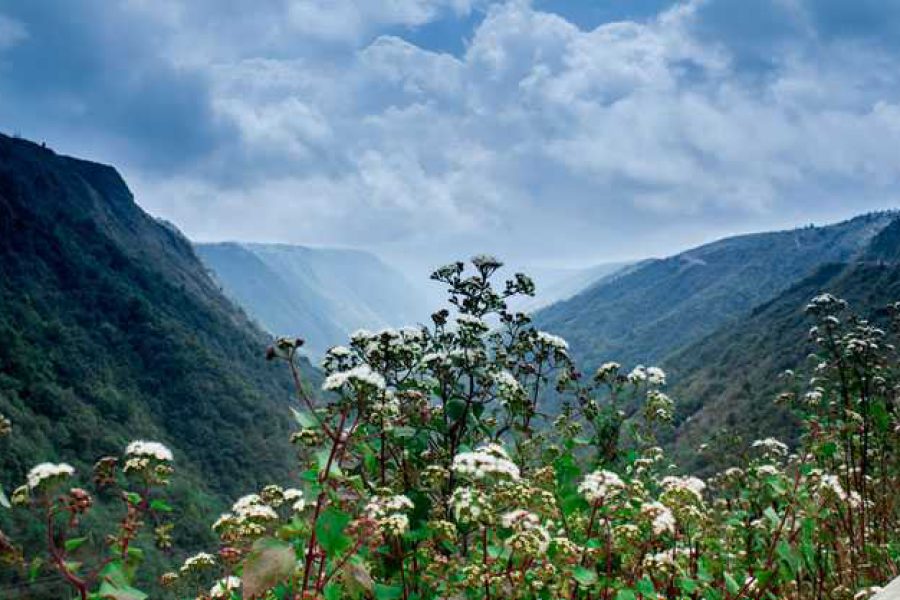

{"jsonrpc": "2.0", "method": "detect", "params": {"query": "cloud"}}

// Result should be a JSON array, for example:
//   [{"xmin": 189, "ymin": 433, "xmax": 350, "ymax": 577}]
[
  {"xmin": 0, "ymin": 15, "xmax": 27, "ymax": 50},
  {"xmin": 3, "ymin": 0, "xmax": 900, "ymax": 272}
]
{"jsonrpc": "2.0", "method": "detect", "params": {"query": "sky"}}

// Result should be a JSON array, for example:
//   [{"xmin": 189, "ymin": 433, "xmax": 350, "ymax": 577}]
[{"xmin": 2, "ymin": 0, "xmax": 900, "ymax": 274}]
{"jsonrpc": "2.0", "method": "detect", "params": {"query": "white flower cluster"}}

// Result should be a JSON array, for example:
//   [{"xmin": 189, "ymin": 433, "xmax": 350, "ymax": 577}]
[
  {"xmin": 125, "ymin": 440, "xmax": 174, "ymax": 462},
  {"xmin": 456, "ymin": 314, "xmax": 489, "ymax": 333},
  {"xmin": 660, "ymin": 476, "xmax": 706, "ymax": 502},
  {"xmin": 322, "ymin": 364, "xmax": 386, "ymax": 392},
  {"xmin": 535, "ymin": 331, "xmax": 569, "ymax": 352},
  {"xmin": 751, "ymin": 438, "xmax": 789, "ymax": 458},
  {"xmin": 371, "ymin": 391, "xmax": 401, "ymax": 428},
  {"xmin": 451, "ymin": 444, "xmax": 520, "ymax": 481},
  {"xmin": 628, "ymin": 365, "xmax": 666, "ymax": 385},
  {"xmin": 212, "ymin": 493, "xmax": 282, "ymax": 540},
  {"xmin": 26, "ymin": 462, "xmax": 75, "ymax": 491},
  {"xmin": 640, "ymin": 501, "xmax": 676, "ymax": 535},
  {"xmin": 578, "ymin": 470, "xmax": 626, "ymax": 504},
  {"xmin": 180, "ymin": 552, "xmax": 216, "ymax": 573},
  {"xmin": 210, "ymin": 576, "xmax": 241, "ymax": 599},
  {"xmin": 493, "ymin": 370, "xmax": 525, "ymax": 404},
  {"xmin": 501, "ymin": 509, "xmax": 550, "ymax": 554},
  {"xmin": 284, "ymin": 488, "xmax": 306, "ymax": 513},
  {"xmin": 594, "ymin": 361, "xmax": 621, "ymax": 380},
  {"xmin": 364, "ymin": 494, "xmax": 414, "ymax": 536},
  {"xmin": 450, "ymin": 486, "xmax": 489, "ymax": 524}
]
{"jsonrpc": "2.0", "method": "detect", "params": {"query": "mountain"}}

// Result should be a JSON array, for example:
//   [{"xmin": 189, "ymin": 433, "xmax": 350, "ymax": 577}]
[
  {"xmin": 196, "ymin": 242, "xmax": 430, "ymax": 357},
  {"xmin": 0, "ymin": 134, "xmax": 319, "ymax": 548},
  {"xmin": 507, "ymin": 261, "xmax": 634, "ymax": 313},
  {"xmin": 534, "ymin": 213, "xmax": 897, "ymax": 371},
  {"xmin": 664, "ymin": 217, "xmax": 900, "ymax": 472}
]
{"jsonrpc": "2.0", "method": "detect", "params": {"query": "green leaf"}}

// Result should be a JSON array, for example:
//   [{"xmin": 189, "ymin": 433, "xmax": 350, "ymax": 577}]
[
  {"xmin": 149, "ymin": 499, "xmax": 173, "ymax": 513},
  {"xmin": 573, "ymin": 566, "xmax": 597, "ymax": 586},
  {"xmin": 242, "ymin": 537, "xmax": 295, "ymax": 598},
  {"xmin": 0, "ymin": 485, "xmax": 9, "ymax": 509},
  {"xmin": 636, "ymin": 576, "xmax": 655, "ymax": 596},
  {"xmin": 724, "ymin": 573, "xmax": 740, "ymax": 595},
  {"xmin": 446, "ymin": 399, "xmax": 467, "ymax": 422},
  {"xmin": 324, "ymin": 583, "xmax": 344, "ymax": 600},
  {"xmin": 615, "ymin": 590, "xmax": 636, "ymax": 600},
  {"xmin": 763, "ymin": 506, "xmax": 780, "ymax": 527},
  {"xmin": 374, "ymin": 584, "xmax": 404, "ymax": 600},
  {"xmin": 97, "ymin": 561, "xmax": 146, "ymax": 600},
  {"xmin": 316, "ymin": 507, "xmax": 351, "ymax": 557},
  {"xmin": 97, "ymin": 581, "xmax": 147, "ymax": 600},
  {"xmin": 65, "ymin": 537, "xmax": 88, "ymax": 553},
  {"xmin": 291, "ymin": 407, "xmax": 318, "ymax": 428},
  {"xmin": 678, "ymin": 578, "xmax": 698, "ymax": 594}
]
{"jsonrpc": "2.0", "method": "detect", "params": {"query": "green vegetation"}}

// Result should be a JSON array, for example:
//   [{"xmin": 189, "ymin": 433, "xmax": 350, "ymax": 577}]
[
  {"xmin": 534, "ymin": 213, "xmax": 895, "ymax": 370},
  {"xmin": 0, "ymin": 133, "xmax": 320, "ymax": 593},
  {"xmin": 2, "ymin": 256, "xmax": 896, "ymax": 600}
]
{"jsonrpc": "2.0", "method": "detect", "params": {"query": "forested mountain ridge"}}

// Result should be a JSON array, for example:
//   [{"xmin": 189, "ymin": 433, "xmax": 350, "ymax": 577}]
[
  {"xmin": 534, "ymin": 212, "xmax": 897, "ymax": 371},
  {"xmin": 0, "ymin": 134, "xmax": 317, "ymax": 522},
  {"xmin": 196, "ymin": 242, "xmax": 430, "ymax": 357},
  {"xmin": 665, "ymin": 216, "xmax": 900, "ymax": 471}
]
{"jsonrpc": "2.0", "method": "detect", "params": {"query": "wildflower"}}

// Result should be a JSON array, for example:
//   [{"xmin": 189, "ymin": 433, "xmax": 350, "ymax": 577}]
[
  {"xmin": 180, "ymin": 552, "xmax": 216, "ymax": 573},
  {"xmin": 210, "ymin": 576, "xmax": 241, "ymax": 599},
  {"xmin": 322, "ymin": 364, "xmax": 386, "ymax": 392},
  {"xmin": 578, "ymin": 470, "xmax": 625, "ymax": 504},
  {"xmin": 660, "ymin": 476, "xmax": 706, "ymax": 502},
  {"xmin": 536, "ymin": 331, "xmax": 569, "ymax": 352},
  {"xmin": 751, "ymin": 438, "xmax": 788, "ymax": 457},
  {"xmin": 646, "ymin": 366, "xmax": 666, "ymax": 385},
  {"xmin": 641, "ymin": 501, "xmax": 676, "ymax": 535},
  {"xmin": 365, "ymin": 494, "xmax": 414, "ymax": 536},
  {"xmin": 284, "ymin": 488, "xmax": 305, "ymax": 512},
  {"xmin": 451, "ymin": 444, "xmax": 520, "ymax": 481},
  {"xmin": 125, "ymin": 440, "xmax": 174, "ymax": 462},
  {"xmin": 451, "ymin": 487, "xmax": 489, "ymax": 524},
  {"xmin": 26, "ymin": 462, "xmax": 75, "ymax": 491}
]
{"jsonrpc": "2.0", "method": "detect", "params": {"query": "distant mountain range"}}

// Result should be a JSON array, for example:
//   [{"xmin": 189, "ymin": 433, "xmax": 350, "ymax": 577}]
[
  {"xmin": 196, "ymin": 242, "xmax": 431, "ymax": 357},
  {"xmin": 0, "ymin": 134, "xmax": 318, "ymax": 555},
  {"xmin": 534, "ymin": 213, "xmax": 896, "ymax": 369},
  {"xmin": 534, "ymin": 211, "xmax": 900, "ymax": 470},
  {"xmin": 665, "ymin": 217, "xmax": 900, "ymax": 471}
]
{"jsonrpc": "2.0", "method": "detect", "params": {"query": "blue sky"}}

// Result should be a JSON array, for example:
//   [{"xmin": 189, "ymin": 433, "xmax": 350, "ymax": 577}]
[{"xmin": 1, "ymin": 1, "xmax": 900, "ymax": 272}]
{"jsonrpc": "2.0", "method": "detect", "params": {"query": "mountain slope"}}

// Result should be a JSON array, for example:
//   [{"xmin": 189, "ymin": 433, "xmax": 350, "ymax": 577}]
[
  {"xmin": 534, "ymin": 213, "xmax": 896, "ymax": 371},
  {"xmin": 665, "ymin": 218, "xmax": 900, "ymax": 471},
  {"xmin": 509, "ymin": 261, "xmax": 633, "ymax": 312},
  {"xmin": 196, "ymin": 242, "xmax": 430, "ymax": 357},
  {"xmin": 0, "ymin": 134, "xmax": 317, "ymax": 524}
]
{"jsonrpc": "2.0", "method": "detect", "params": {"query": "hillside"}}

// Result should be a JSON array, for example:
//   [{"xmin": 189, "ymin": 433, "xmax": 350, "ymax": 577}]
[
  {"xmin": 0, "ymin": 134, "xmax": 318, "ymax": 543},
  {"xmin": 534, "ymin": 213, "xmax": 896, "ymax": 371},
  {"xmin": 665, "ymin": 217, "xmax": 900, "ymax": 472},
  {"xmin": 196, "ymin": 243, "xmax": 430, "ymax": 357},
  {"xmin": 507, "ymin": 261, "xmax": 633, "ymax": 312}
]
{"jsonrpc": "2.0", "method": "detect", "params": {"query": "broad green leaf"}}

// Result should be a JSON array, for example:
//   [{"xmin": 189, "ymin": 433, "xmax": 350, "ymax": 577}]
[
  {"xmin": 65, "ymin": 537, "xmax": 88, "ymax": 553},
  {"xmin": 242, "ymin": 537, "xmax": 295, "ymax": 599},
  {"xmin": 573, "ymin": 566, "xmax": 597, "ymax": 586},
  {"xmin": 374, "ymin": 583, "xmax": 404, "ymax": 600},
  {"xmin": 636, "ymin": 577, "xmax": 655, "ymax": 597},
  {"xmin": 316, "ymin": 507, "xmax": 351, "ymax": 556},
  {"xmin": 615, "ymin": 590, "xmax": 636, "ymax": 600},
  {"xmin": 0, "ymin": 485, "xmax": 9, "ymax": 509},
  {"xmin": 724, "ymin": 573, "xmax": 740, "ymax": 595},
  {"xmin": 291, "ymin": 407, "xmax": 318, "ymax": 428},
  {"xmin": 150, "ymin": 499, "xmax": 173, "ymax": 513},
  {"xmin": 97, "ymin": 581, "xmax": 147, "ymax": 600}
]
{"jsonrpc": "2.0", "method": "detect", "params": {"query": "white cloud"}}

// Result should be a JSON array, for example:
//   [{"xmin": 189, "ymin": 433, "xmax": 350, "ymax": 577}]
[
  {"xmin": 0, "ymin": 15, "xmax": 27, "ymax": 50},
  {"xmin": 9, "ymin": 0, "xmax": 900, "ymax": 270}
]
